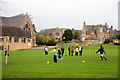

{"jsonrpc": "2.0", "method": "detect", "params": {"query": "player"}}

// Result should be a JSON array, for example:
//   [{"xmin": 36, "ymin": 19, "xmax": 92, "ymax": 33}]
[
  {"xmin": 58, "ymin": 48, "xmax": 63, "ymax": 60},
  {"xmin": 68, "ymin": 46, "xmax": 70, "ymax": 56},
  {"xmin": 50, "ymin": 47, "xmax": 57, "ymax": 63},
  {"xmin": 61, "ymin": 46, "xmax": 65, "ymax": 56},
  {"xmin": 75, "ymin": 46, "xmax": 79, "ymax": 56},
  {"xmin": 71, "ymin": 46, "xmax": 74, "ymax": 56},
  {"xmin": 4, "ymin": 48, "xmax": 9, "ymax": 56},
  {"xmin": 44, "ymin": 46, "xmax": 48, "ymax": 56},
  {"xmin": 79, "ymin": 46, "xmax": 83, "ymax": 56},
  {"xmin": 95, "ymin": 45, "xmax": 107, "ymax": 60}
]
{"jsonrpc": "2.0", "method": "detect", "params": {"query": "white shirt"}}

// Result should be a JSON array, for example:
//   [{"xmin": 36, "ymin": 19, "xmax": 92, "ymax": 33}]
[
  {"xmin": 76, "ymin": 48, "xmax": 79, "ymax": 52},
  {"xmin": 50, "ymin": 49, "xmax": 57, "ymax": 56},
  {"xmin": 79, "ymin": 46, "xmax": 81, "ymax": 51},
  {"xmin": 45, "ymin": 47, "xmax": 48, "ymax": 51}
]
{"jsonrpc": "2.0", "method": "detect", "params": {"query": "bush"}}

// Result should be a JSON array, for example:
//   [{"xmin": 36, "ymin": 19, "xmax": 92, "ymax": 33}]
[
  {"xmin": 36, "ymin": 34, "xmax": 46, "ymax": 45},
  {"xmin": 75, "ymin": 40, "xmax": 79, "ymax": 43},
  {"xmin": 104, "ymin": 39, "xmax": 110, "ymax": 44},
  {"xmin": 46, "ymin": 36, "xmax": 57, "ymax": 46}
]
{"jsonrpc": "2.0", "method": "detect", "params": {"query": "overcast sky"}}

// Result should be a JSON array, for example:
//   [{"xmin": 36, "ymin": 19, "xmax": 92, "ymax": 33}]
[{"xmin": 1, "ymin": 0, "xmax": 119, "ymax": 32}]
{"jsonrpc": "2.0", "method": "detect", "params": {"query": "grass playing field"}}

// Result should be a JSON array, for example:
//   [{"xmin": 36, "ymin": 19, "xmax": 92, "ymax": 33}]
[{"xmin": 2, "ymin": 44, "xmax": 119, "ymax": 78}]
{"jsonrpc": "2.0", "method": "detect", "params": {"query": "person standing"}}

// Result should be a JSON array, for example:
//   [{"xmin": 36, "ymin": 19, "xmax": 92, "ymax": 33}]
[
  {"xmin": 61, "ymin": 46, "xmax": 65, "ymax": 56},
  {"xmin": 4, "ymin": 48, "xmax": 9, "ymax": 56},
  {"xmin": 71, "ymin": 46, "xmax": 74, "ymax": 56},
  {"xmin": 95, "ymin": 45, "xmax": 107, "ymax": 61},
  {"xmin": 50, "ymin": 47, "xmax": 57, "ymax": 63},
  {"xmin": 58, "ymin": 48, "xmax": 63, "ymax": 60},
  {"xmin": 68, "ymin": 46, "xmax": 70, "ymax": 56},
  {"xmin": 79, "ymin": 46, "xmax": 83, "ymax": 56},
  {"xmin": 44, "ymin": 46, "xmax": 48, "ymax": 56},
  {"xmin": 75, "ymin": 47, "xmax": 79, "ymax": 56}
]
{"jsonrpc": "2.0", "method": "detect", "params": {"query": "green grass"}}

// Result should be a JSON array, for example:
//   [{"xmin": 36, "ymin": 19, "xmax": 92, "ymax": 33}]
[{"xmin": 2, "ymin": 44, "xmax": 119, "ymax": 78}]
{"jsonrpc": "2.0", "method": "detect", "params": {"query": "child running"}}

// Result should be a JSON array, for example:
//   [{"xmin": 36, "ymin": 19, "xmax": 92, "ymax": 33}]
[
  {"xmin": 95, "ymin": 45, "xmax": 107, "ymax": 61},
  {"xmin": 50, "ymin": 47, "xmax": 57, "ymax": 63}
]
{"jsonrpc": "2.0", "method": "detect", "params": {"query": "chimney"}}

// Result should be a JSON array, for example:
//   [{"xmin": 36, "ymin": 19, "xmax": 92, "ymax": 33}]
[
  {"xmin": 105, "ymin": 22, "xmax": 107, "ymax": 27},
  {"xmin": 115, "ymin": 29, "xmax": 117, "ymax": 32},
  {"xmin": 92, "ymin": 24, "xmax": 94, "ymax": 31},
  {"xmin": 72, "ymin": 28, "xmax": 74, "ymax": 31},
  {"xmin": 111, "ymin": 26, "xmax": 113, "ymax": 29},
  {"xmin": 100, "ymin": 24, "xmax": 102, "ymax": 27},
  {"xmin": 84, "ymin": 21, "xmax": 86, "ymax": 25},
  {"xmin": 33, "ymin": 24, "xmax": 35, "ymax": 29}
]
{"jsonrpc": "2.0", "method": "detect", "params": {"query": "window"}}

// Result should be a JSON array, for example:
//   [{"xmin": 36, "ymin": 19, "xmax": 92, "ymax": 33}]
[
  {"xmin": 98, "ymin": 36, "xmax": 100, "ymax": 39},
  {"xmin": 25, "ymin": 24, "xmax": 28, "ymax": 28},
  {"xmin": 28, "ymin": 38, "xmax": 30, "ymax": 43},
  {"xmin": 9, "ymin": 37, "xmax": 11, "ymax": 42},
  {"xmin": 28, "ymin": 28, "xmax": 30, "ymax": 30},
  {"xmin": 104, "ymin": 34, "xmax": 106, "ymax": 38},
  {"xmin": 0, "ymin": 45, "xmax": 4, "ymax": 50},
  {"xmin": 0, "ymin": 38, "xmax": 4, "ymax": 42},
  {"xmin": 21, "ymin": 38, "xmax": 26, "ymax": 43},
  {"xmin": 56, "ymin": 32, "xmax": 60, "ymax": 35},
  {"xmin": 26, "ymin": 30, "xmax": 27, "ymax": 34},
  {"xmin": 14, "ymin": 37, "xmax": 19, "ymax": 42}
]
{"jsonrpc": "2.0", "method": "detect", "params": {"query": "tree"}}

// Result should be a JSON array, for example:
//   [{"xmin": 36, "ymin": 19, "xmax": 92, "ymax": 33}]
[
  {"xmin": 62, "ymin": 29, "xmax": 73, "ymax": 41},
  {"xmin": 46, "ymin": 36, "xmax": 57, "ymax": 46},
  {"xmin": 74, "ymin": 31, "xmax": 80, "ymax": 39},
  {"xmin": 36, "ymin": 34, "xmax": 46, "ymax": 45},
  {"xmin": 104, "ymin": 39, "xmax": 110, "ymax": 44}
]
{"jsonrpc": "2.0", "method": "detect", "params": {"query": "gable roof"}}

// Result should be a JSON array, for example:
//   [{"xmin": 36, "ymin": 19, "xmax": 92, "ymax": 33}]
[
  {"xmin": 72, "ymin": 30, "xmax": 82, "ymax": 35},
  {"xmin": 38, "ymin": 28, "xmax": 56, "ymax": 36},
  {"xmin": 1, "ymin": 14, "xmax": 25, "ymax": 27},
  {"xmin": 85, "ymin": 25, "xmax": 108, "ymax": 35},
  {"xmin": 0, "ymin": 26, "xmax": 28, "ymax": 37}
]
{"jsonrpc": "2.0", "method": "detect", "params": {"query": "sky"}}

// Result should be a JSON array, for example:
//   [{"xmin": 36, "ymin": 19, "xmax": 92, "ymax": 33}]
[{"xmin": 1, "ymin": 0, "xmax": 119, "ymax": 32}]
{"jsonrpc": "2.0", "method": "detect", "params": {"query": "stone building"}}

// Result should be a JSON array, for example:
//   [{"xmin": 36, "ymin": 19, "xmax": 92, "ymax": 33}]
[
  {"xmin": 81, "ymin": 21, "xmax": 117, "ymax": 44},
  {"xmin": 38, "ymin": 27, "xmax": 66, "ymax": 41},
  {"xmin": 0, "ymin": 13, "xmax": 36, "ymax": 50}
]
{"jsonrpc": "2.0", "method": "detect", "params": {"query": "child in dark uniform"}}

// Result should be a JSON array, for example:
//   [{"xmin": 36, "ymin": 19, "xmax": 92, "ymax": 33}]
[
  {"xmin": 58, "ymin": 48, "xmax": 63, "ymax": 60},
  {"xmin": 95, "ymin": 45, "xmax": 107, "ymax": 60},
  {"xmin": 4, "ymin": 48, "xmax": 9, "ymax": 56}
]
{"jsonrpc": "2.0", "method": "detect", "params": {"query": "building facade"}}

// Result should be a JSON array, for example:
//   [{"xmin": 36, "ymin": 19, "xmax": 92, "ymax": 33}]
[
  {"xmin": 0, "ymin": 13, "xmax": 36, "ymax": 50},
  {"xmin": 81, "ymin": 21, "xmax": 117, "ymax": 45},
  {"xmin": 38, "ymin": 27, "xmax": 66, "ymax": 41}
]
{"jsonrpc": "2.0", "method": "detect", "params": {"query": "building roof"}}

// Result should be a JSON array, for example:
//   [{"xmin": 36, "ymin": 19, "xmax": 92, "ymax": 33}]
[
  {"xmin": 1, "ymin": 14, "xmax": 25, "ymax": 27},
  {"xmin": 85, "ymin": 25, "xmax": 108, "ymax": 35},
  {"xmin": 0, "ymin": 26, "xmax": 28, "ymax": 37},
  {"xmin": 112, "ymin": 31, "xmax": 120, "ymax": 39},
  {"xmin": 85, "ymin": 37, "xmax": 97, "ymax": 40},
  {"xmin": 38, "ymin": 28, "xmax": 57, "ymax": 36},
  {"xmin": 72, "ymin": 30, "xmax": 82, "ymax": 35}
]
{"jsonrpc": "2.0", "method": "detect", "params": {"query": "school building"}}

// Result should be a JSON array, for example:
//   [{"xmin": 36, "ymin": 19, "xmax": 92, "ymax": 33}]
[{"xmin": 0, "ymin": 13, "xmax": 36, "ymax": 50}]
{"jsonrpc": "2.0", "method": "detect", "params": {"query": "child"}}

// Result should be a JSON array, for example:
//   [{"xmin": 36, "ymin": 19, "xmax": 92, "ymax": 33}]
[
  {"xmin": 50, "ymin": 47, "xmax": 57, "ymax": 63},
  {"xmin": 68, "ymin": 46, "xmax": 70, "ymax": 56},
  {"xmin": 61, "ymin": 46, "xmax": 65, "ymax": 56},
  {"xmin": 58, "ymin": 48, "xmax": 63, "ymax": 60},
  {"xmin": 79, "ymin": 46, "xmax": 82, "ymax": 56},
  {"xmin": 95, "ymin": 45, "xmax": 107, "ymax": 60},
  {"xmin": 71, "ymin": 46, "xmax": 74, "ymax": 56},
  {"xmin": 44, "ymin": 46, "xmax": 48, "ymax": 56},
  {"xmin": 75, "ymin": 47, "xmax": 79, "ymax": 56},
  {"xmin": 4, "ymin": 48, "xmax": 9, "ymax": 56}
]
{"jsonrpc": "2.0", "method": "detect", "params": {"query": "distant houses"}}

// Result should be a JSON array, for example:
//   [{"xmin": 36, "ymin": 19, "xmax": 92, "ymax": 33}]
[
  {"xmin": 38, "ymin": 27, "xmax": 66, "ymax": 41},
  {"xmin": 0, "ymin": 13, "xmax": 36, "ymax": 50},
  {"xmin": 38, "ymin": 21, "xmax": 119, "ymax": 45}
]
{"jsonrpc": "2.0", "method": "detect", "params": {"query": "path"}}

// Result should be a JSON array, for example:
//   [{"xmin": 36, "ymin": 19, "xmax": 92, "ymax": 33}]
[{"xmin": 31, "ymin": 46, "xmax": 58, "ymax": 49}]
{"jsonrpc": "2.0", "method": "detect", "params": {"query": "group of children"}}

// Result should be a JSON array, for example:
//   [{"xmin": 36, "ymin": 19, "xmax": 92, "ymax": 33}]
[{"xmin": 44, "ymin": 45, "xmax": 107, "ymax": 63}]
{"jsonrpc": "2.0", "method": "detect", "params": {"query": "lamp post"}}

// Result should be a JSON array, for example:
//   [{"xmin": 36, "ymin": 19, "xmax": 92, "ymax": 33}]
[{"xmin": 5, "ymin": 36, "xmax": 9, "ymax": 64}]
